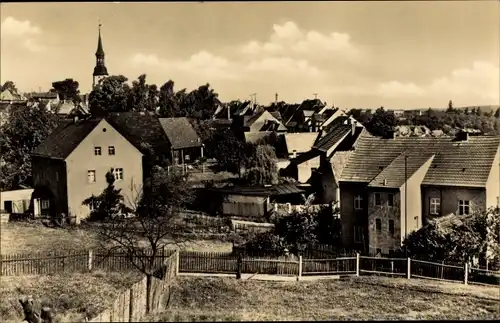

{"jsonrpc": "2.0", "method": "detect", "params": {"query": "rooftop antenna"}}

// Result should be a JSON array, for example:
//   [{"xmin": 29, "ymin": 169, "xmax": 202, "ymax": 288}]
[{"xmin": 313, "ymin": 93, "xmax": 318, "ymax": 99}]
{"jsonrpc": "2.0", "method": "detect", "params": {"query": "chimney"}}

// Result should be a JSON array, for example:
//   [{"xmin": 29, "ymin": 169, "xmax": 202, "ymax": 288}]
[
  {"xmin": 292, "ymin": 150, "xmax": 297, "ymax": 158},
  {"xmin": 383, "ymin": 179, "xmax": 387, "ymax": 186},
  {"xmin": 275, "ymin": 93, "xmax": 278, "ymax": 104},
  {"xmin": 457, "ymin": 130, "xmax": 469, "ymax": 142},
  {"xmin": 73, "ymin": 115, "xmax": 79, "ymax": 123},
  {"xmin": 351, "ymin": 119, "xmax": 356, "ymax": 136},
  {"xmin": 227, "ymin": 105, "xmax": 231, "ymax": 120}
]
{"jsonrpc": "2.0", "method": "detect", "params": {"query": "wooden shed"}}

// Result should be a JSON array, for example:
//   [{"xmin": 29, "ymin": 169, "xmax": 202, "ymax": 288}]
[{"xmin": 209, "ymin": 184, "xmax": 305, "ymax": 219}]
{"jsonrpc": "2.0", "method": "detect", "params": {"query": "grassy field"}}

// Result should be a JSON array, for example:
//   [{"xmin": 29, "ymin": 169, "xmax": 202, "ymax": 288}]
[
  {"xmin": 155, "ymin": 276, "xmax": 500, "ymax": 321},
  {"xmin": 0, "ymin": 270, "xmax": 143, "ymax": 323},
  {"xmin": 0, "ymin": 221, "xmax": 233, "ymax": 255}
]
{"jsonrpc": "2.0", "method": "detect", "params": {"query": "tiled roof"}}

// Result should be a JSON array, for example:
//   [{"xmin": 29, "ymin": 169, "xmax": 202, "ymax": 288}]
[
  {"xmin": 244, "ymin": 110, "xmax": 265, "ymax": 127},
  {"xmin": 313, "ymin": 124, "xmax": 352, "ymax": 152},
  {"xmin": 158, "ymin": 117, "xmax": 202, "ymax": 149},
  {"xmin": 284, "ymin": 132, "xmax": 320, "ymax": 155},
  {"xmin": 107, "ymin": 112, "xmax": 169, "ymax": 155},
  {"xmin": 340, "ymin": 136, "xmax": 500, "ymax": 187},
  {"xmin": 368, "ymin": 152, "xmax": 435, "ymax": 188},
  {"xmin": 33, "ymin": 118, "xmax": 102, "ymax": 159}
]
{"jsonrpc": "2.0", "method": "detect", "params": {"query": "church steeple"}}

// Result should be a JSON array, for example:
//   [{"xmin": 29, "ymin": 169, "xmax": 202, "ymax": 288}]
[{"xmin": 93, "ymin": 22, "xmax": 108, "ymax": 88}]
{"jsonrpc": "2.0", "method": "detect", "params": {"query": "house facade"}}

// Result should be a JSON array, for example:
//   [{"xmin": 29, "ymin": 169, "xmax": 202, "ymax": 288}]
[
  {"xmin": 32, "ymin": 118, "xmax": 144, "ymax": 222},
  {"xmin": 339, "ymin": 134, "xmax": 500, "ymax": 254}
]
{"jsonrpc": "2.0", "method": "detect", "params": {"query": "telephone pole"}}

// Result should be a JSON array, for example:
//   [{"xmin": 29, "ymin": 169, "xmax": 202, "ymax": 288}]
[{"xmin": 250, "ymin": 93, "xmax": 257, "ymax": 106}]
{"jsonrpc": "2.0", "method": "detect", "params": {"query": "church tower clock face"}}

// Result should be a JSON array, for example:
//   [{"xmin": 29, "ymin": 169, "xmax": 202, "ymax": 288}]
[{"xmin": 92, "ymin": 22, "xmax": 109, "ymax": 88}]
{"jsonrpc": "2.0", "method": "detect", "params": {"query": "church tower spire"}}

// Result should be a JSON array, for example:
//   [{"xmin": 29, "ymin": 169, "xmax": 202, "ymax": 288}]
[{"xmin": 93, "ymin": 21, "xmax": 108, "ymax": 88}]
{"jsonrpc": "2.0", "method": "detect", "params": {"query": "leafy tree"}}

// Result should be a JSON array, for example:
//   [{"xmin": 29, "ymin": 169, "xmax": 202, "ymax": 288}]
[
  {"xmin": 403, "ymin": 208, "xmax": 500, "ymax": 264},
  {"xmin": 464, "ymin": 107, "xmax": 470, "ymax": 115},
  {"xmin": 158, "ymin": 80, "xmax": 179, "ymax": 117},
  {"xmin": 475, "ymin": 107, "xmax": 482, "ymax": 116},
  {"xmin": 128, "ymin": 74, "xmax": 158, "ymax": 112},
  {"xmin": 447, "ymin": 100, "xmax": 454, "ymax": 112},
  {"xmin": 0, "ymin": 104, "xmax": 58, "ymax": 190},
  {"xmin": 180, "ymin": 83, "xmax": 221, "ymax": 120},
  {"xmin": 205, "ymin": 127, "xmax": 246, "ymax": 174},
  {"xmin": 366, "ymin": 107, "xmax": 396, "ymax": 138},
  {"xmin": 82, "ymin": 170, "xmax": 131, "ymax": 221},
  {"xmin": 245, "ymin": 204, "xmax": 342, "ymax": 255},
  {"xmin": 89, "ymin": 75, "xmax": 132, "ymax": 116},
  {"xmin": 50, "ymin": 78, "xmax": 81, "ymax": 102},
  {"xmin": 243, "ymin": 144, "xmax": 279, "ymax": 185},
  {"xmin": 495, "ymin": 108, "xmax": 500, "ymax": 118}
]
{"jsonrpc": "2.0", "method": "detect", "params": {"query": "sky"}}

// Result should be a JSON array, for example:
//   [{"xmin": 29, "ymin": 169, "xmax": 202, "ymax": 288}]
[{"xmin": 1, "ymin": 1, "xmax": 499, "ymax": 109}]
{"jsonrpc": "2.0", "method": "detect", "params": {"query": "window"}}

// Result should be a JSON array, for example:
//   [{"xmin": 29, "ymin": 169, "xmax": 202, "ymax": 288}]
[
  {"xmin": 374, "ymin": 193, "xmax": 381, "ymax": 206},
  {"xmin": 430, "ymin": 198, "xmax": 441, "ymax": 215},
  {"xmin": 375, "ymin": 218, "xmax": 382, "ymax": 232},
  {"xmin": 108, "ymin": 146, "xmax": 115, "ymax": 155},
  {"xmin": 185, "ymin": 154, "xmax": 190, "ymax": 161},
  {"xmin": 114, "ymin": 168, "xmax": 123, "ymax": 181},
  {"xmin": 354, "ymin": 195, "xmax": 363, "ymax": 210},
  {"xmin": 94, "ymin": 146, "xmax": 101, "ymax": 156},
  {"xmin": 376, "ymin": 248, "xmax": 382, "ymax": 255},
  {"xmin": 87, "ymin": 170, "xmax": 96, "ymax": 183},
  {"xmin": 458, "ymin": 200, "xmax": 471, "ymax": 215},
  {"xmin": 354, "ymin": 226, "xmax": 364, "ymax": 243},
  {"xmin": 389, "ymin": 220, "xmax": 395, "ymax": 235},
  {"xmin": 388, "ymin": 193, "xmax": 394, "ymax": 207},
  {"xmin": 41, "ymin": 199, "xmax": 50, "ymax": 209}
]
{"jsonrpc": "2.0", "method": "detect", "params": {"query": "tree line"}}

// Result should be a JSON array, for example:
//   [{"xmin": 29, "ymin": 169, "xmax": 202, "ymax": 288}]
[{"xmin": 348, "ymin": 104, "xmax": 500, "ymax": 139}]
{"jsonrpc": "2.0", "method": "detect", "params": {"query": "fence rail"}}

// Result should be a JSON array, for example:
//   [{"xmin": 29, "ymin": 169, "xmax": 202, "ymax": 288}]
[{"xmin": 1, "ymin": 249, "xmax": 499, "ymax": 287}]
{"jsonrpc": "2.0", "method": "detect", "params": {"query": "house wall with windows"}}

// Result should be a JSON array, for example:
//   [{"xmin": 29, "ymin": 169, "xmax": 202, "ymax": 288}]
[
  {"xmin": 339, "ymin": 182, "xmax": 369, "ymax": 250},
  {"xmin": 367, "ymin": 189, "xmax": 400, "ymax": 255},
  {"xmin": 421, "ymin": 185, "xmax": 486, "ymax": 224},
  {"xmin": 65, "ymin": 119, "xmax": 143, "ymax": 221}
]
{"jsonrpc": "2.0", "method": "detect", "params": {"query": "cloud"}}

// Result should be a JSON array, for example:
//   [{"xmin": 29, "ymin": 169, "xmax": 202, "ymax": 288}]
[
  {"xmin": 1, "ymin": 17, "xmax": 41, "ymax": 37},
  {"xmin": 245, "ymin": 57, "xmax": 321, "ymax": 78},
  {"xmin": 428, "ymin": 61, "xmax": 499, "ymax": 102},
  {"xmin": 377, "ymin": 81, "xmax": 425, "ymax": 98},
  {"xmin": 1, "ymin": 17, "xmax": 46, "ymax": 53},
  {"xmin": 240, "ymin": 21, "xmax": 361, "ymax": 59},
  {"xmin": 130, "ymin": 53, "xmax": 161, "ymax": 66}
]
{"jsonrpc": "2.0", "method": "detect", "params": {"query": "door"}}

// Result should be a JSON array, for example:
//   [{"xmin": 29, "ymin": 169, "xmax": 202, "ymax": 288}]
[{"xmin": 4, "ymin": 201, "xmax": 13, "ymax": 214}]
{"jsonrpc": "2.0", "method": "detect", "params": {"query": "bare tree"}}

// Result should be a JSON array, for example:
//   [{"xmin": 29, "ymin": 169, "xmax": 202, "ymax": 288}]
[{"xmin": 85, "ymin": 165, "xmax": 195, "ymax": 312}]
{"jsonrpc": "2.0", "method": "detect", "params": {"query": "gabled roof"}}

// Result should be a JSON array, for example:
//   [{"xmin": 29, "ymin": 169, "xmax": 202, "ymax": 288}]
[
  {"xmin": 33, "ymin": 118, "xmax": 102, "ymax": 159},
  {"xmin": 368, "ymin": 151, "xmax": 435, "ymax": 188},
  {"xmin": 158, "ymin": 117, "xmax": 202, "ymax": 149},
  {"xmin": 313, "ymin": 124, "xmax": 352, "ymax": 152},
  {"xmin": 340, "ymin": 136, "xmax": 500, "ymax": 187},
  {"xmin": 269, "ymin": 111, "xmax": 282, "ymax": 120},
  {"xmin": 284, "ymin": 132, "xmax": 320, "ymax": 155},
  {"xmin": 244, "ymin": 110, "xmax": 266, "ymax": 127},
  {"xmin": 106, "ymin": 112, "xmax": 169, "ymax": 155}
]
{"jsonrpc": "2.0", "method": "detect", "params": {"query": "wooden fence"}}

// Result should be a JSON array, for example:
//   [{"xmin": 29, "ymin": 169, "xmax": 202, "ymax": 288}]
[
  {"xmin": 2, "ymin": 249, "xmax": 499, "ymax": 287},
  {"xmin": 87, "ymin": 251, "xmax": 178, "ymax": 323},
  {"xmin": 1, "ymin": 248, "xmax": 176, "ymax": 276}
]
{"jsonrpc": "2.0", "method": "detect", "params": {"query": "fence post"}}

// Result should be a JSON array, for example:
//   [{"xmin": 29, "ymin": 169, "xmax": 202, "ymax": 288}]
[
  {"xmin": 88, "ymin": 250, "xmax": 93, "ymax": 272},
  {"xmin": 175, "ymin": 250, "xmax": 180, "ymax": 276},
  {"xmin": 464, "ymin": 262, "xmax": 468, "ymax": 285},
  {"xmin": 297, "ymin": 256, "xmax": 302, "ymax": 281},
  {"xmin": 356, "ymin": 253, "xmax": 360, "ymax": 277},
  {"xmin": 407, "ymin": 258, "xmax": 411, "ymax": 279}
]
